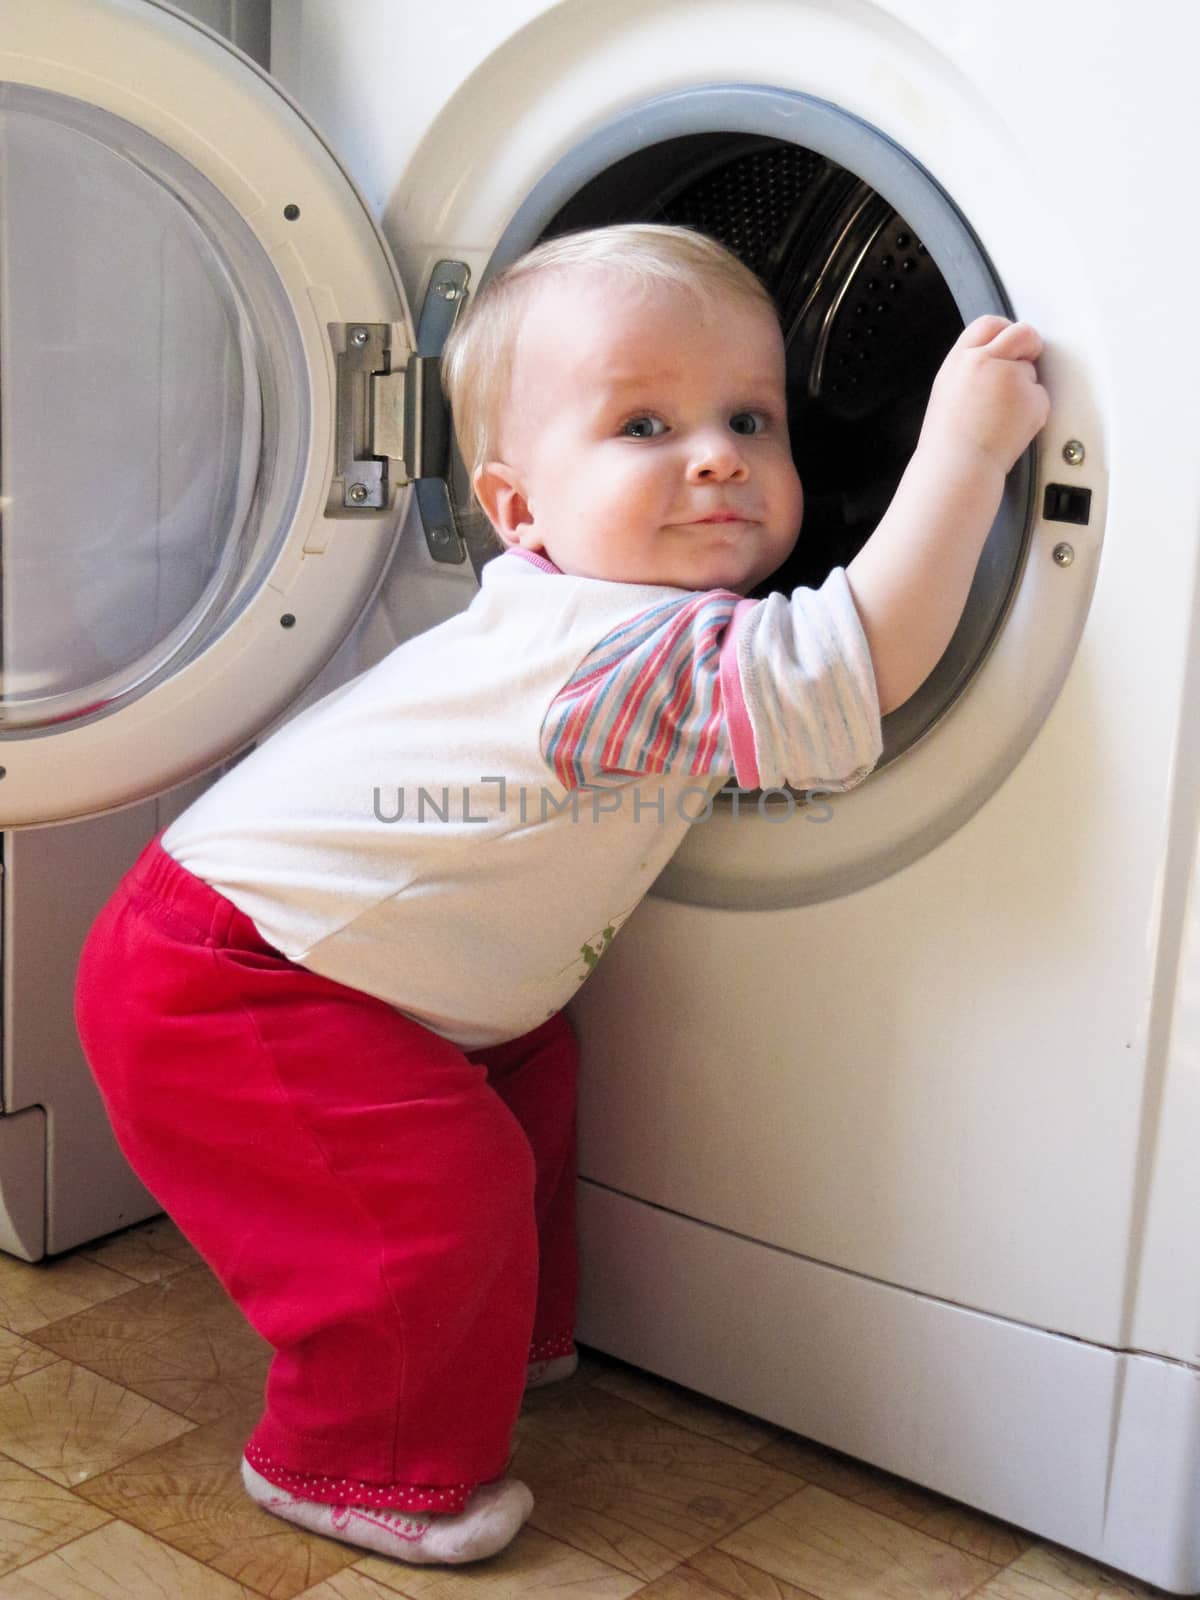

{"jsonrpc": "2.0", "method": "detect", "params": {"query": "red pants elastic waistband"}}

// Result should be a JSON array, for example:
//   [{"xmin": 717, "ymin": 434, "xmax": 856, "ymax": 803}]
[{"xmin": 124, "ymin": 834, "xmax": 276, "ymax": 953}]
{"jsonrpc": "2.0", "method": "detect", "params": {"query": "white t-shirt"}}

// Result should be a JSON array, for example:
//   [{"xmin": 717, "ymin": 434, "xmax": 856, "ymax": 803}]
[{"xmin": 163, "ymin": 550, "xmax": 882, "ymax": 1047}]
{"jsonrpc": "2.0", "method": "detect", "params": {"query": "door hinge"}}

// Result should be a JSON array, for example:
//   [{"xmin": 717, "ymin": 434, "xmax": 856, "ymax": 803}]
[{"xmin": 332, "ymin": 261, "xmax": 472, "ymax": 566}]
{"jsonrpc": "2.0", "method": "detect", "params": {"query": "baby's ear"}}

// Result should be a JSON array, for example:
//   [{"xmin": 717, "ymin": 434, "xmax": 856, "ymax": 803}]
[{"xmin": 473, "ymin": 461, "xmax": 536, "ymax": 548}]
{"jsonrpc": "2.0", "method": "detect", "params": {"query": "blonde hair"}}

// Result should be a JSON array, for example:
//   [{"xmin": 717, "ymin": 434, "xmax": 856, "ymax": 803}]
[{"xmin": 441, "ymin": 224, "xmax": 776, "ymax": 491}]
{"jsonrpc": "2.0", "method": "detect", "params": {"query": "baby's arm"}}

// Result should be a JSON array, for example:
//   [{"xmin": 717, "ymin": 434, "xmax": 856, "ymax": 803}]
[{"xmin": 845, "ymin": 315, "xmax": 1050, "ymax": 714}]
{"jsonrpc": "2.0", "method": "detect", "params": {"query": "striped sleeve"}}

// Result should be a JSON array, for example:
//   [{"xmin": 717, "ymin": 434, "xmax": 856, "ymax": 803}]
[
  {"xmin": 728, "ymin": 567, "xmax": 882, "ymax": 790},
  {"xmin": 541, "ymin": 591, "xmax": 741, "ymax": 789}
]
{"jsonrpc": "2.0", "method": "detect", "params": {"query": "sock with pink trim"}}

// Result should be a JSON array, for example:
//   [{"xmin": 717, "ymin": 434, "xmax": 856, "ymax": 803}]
[
  {"xmin": 525, "ymin": 1350, "xmax": 579, "ymax": 1391},
  {"xmin": 241, "ymin": 1458, "xmax": 534, "ymax": 1565}
]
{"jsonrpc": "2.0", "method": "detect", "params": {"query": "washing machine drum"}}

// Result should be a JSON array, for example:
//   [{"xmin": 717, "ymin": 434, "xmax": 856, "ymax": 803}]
[{"xmin": 543, "ymin": 133, "xmax": 1006, "ymax": 764}]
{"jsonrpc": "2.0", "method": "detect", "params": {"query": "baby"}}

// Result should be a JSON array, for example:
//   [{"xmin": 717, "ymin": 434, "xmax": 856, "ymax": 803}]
[{"xmin": 74, "ymin": 224, "xmax": 1048, "ymax": 1567}]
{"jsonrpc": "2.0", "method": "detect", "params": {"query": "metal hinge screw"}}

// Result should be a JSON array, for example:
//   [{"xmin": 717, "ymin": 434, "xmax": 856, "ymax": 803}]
[
  {"xmin": 1062, "ymin": 440, "xmax": 1085, "ymax": 466},
  {"xmin": 434, "ymin": 281, "xmax": 462, "ymax": 301},
  {"xmin": 1052, "ymin": 542, "xmax": 1075, "ymax": 567},
  {"xmin": 348, "ymin": 482, "xmax": 370, "ymax": 503},
  {"xmin": 349, "ymin": 326, "xmax": 370, "ymax": 348}
]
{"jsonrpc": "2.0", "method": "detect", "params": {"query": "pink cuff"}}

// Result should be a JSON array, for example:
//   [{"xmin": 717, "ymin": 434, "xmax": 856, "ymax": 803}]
[{"xmin": 719, "ymin": 599, "xmax": 760, "ymax": 787}]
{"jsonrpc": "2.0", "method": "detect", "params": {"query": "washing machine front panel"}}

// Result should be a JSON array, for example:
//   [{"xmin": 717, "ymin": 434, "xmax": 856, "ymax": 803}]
[
  {"xmin": 353, "ymin": 0, "xmax": 1200, "ymax": 1352},
  {"xmin": 0, "ymin": 0, "xmax": 413, "ymax": 825},
  {"xmin": 240, "ymin": 3, "xmax": 1200, "ymax": 1583}
]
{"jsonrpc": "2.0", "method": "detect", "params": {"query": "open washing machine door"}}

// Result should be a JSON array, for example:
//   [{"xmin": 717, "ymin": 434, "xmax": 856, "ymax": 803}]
[{"xmin": 0, "ymin": 0, "xmax": 430, "ymax": 827}]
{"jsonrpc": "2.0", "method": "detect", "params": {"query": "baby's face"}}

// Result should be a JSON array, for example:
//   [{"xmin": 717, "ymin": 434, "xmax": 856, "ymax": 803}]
[{"xmin": 475, "ymin": 272, "xmax": 803, "ymax": 593}]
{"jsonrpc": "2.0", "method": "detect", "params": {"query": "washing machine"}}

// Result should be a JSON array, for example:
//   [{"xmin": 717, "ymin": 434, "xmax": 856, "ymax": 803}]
[{"xmin": 2, "ymin": 0, "xmax": 1197, "ymax": 1588}]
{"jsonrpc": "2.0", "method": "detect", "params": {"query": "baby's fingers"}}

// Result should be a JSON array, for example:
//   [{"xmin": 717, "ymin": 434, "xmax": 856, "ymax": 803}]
[
  {"xmin": 984, "ymin": 319, "xmax": 1043, "ymax": 362},
  {"xmin": 955, "ymin": 315, "xmax": 1044, "ymax": 363},
  {"xmin": 956, "ymin": 314, "xmax": 1012, "ymax": 349}
]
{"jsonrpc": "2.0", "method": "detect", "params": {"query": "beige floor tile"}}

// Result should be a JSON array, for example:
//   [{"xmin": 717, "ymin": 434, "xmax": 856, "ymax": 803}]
[
  {"xmin": 587, "ymin": 1363, "xmax": 781, "ymax": 1456},
  {"xmin": 512, "ymin": 1384, "xmax": 804, "ymax": 1584},
  {"xmin": 77, "ymin": 1408, "xmax": 359, "ymax": 1600},
  {"xmin": 0, "ymin": 1360, "xmax": 194, "ymax": 1488},
  {"xmin": 754, "ymin": 1434, "xmax": 1031, "ymax": 1565},
  {"xmin": 348, "ymin": 1524, "xmax": 648, "ymax": 1598},
  {"xmin": 0, "ymin": 1327, "xmax": 62, "ymax": 1386},
  {"xmin": 29, "ymin": 1266, "xmax": 271, "ymax": 1425},
  {"xmin": 975, "ymin": 1541, "xmax": 1169, "ymax": 1600},
  {"xmin": 1, "ymin": 1517, "xmax": 264, "ymax": 1598},
  {"xmin": 631, "ymin": 1544, "xmax": 816, "ymax": 1596},
  {"xmin": 290, "ymin": 1570, "xmax": 417, "ymax": 1600},
  {"xmin": 0, "ymin": 1453, "xmax": 113, "ymax": 1579},
  {"xmin": 0, "ymin": 1263, "xmax": 1157, "ymax": 1600},
  {"xmin": 717, "ymin": 1483, "xmax": 999, "ymax": 1600},
  {"xmin": 0, "ymin": 1255, "xmax": 136, "ymax": 1337},
  {"xmin": 80, "ymin": 1216, "xmax": 203, "ymax": 1283}
]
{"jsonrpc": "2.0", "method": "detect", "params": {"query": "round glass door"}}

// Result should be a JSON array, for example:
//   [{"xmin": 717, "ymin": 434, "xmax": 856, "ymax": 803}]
[
  {"xmin": 0, "ymin": 0, "xmax": 411, "ymax": 825},
  {"xmin": 1, "ymin": 85, "xmax": 309, "ymax": 732}
]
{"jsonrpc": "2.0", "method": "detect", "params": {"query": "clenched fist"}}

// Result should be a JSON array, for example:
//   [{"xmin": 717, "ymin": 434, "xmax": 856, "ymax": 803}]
[{"xmin": 920, "ymin": 315, "xmax": 1050, "ymax": 477}]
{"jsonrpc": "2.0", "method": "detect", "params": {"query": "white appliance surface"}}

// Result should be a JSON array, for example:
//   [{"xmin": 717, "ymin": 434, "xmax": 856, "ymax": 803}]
[
  {"xmin": 3, "ymin": 0, "xmax": 1198, "ymax": 1589},
  {"xmin": 270, "ymin": 1, "xmax": 1200, "ymax": 1586}
]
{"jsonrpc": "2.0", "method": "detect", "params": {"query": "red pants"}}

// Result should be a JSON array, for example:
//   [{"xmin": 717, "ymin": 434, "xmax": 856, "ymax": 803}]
[{"xmin": 74, "ymin": 837, "xmax": 578, "ymax": 1513}]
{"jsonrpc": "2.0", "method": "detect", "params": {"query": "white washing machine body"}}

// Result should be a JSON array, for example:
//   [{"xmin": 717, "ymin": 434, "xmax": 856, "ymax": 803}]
[
  {"xmin": 3, "ymin": 0, "xmax": 1198, "ymax": 1587},
  {"xmin": 272, "ymin": 1, "xmax": 1200, "ymax": 1587}
]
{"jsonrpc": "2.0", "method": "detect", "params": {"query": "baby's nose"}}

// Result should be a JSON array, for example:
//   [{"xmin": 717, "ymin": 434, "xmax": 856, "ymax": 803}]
[{"xmin": 686, "ymin": 432, "xmax": 749, "ymax": 483}]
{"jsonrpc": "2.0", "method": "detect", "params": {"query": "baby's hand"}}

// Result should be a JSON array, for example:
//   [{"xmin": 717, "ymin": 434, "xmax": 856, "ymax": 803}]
[{"xmin": 919, "ymin": 315, "xmax": 1050, "ymax": 477}]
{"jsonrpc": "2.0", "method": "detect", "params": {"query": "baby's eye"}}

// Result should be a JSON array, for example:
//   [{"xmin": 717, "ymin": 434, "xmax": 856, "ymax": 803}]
[
  {"xmin": 729, "ymin": 411, "xmax": 767, "ymax": 436},
  {"xmin": 621, "ymin": 415, "xmax": 666, "ymax": 439}
]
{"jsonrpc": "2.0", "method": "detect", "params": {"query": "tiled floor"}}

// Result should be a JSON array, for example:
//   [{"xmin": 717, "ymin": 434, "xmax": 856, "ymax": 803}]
[{"xmin": 0, "ymin": 1217, "xmax": 1167, "ymax": 1599}]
